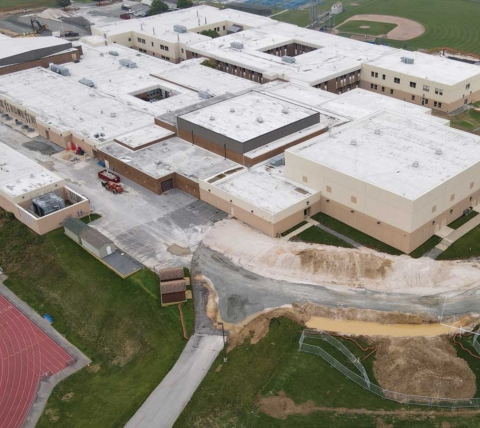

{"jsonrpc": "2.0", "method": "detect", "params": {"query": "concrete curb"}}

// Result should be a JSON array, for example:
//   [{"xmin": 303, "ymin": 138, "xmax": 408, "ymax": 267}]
[{"xmin": 0, "ymin": 275, "xmax": 91, "ymax": 428}]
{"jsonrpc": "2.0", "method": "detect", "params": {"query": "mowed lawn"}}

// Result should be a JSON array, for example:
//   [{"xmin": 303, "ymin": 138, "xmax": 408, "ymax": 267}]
[
  {"xmin": 335, "ymin": 0, "xmax": 480, "ymax": 53},
  {"xmin": 176, "ymin": 317, "xmax": 480, "ymax": 427},
  {"xmin": 337, "ymin": 20, "xmax": 397, "ymax": 35},
  {"xmin": 0, "ymin": 210, "xmax": 193, "ymax": 427}
]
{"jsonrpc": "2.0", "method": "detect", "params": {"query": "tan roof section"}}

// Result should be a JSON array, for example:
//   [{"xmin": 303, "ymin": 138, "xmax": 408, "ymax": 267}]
[
  {"xmin": 158, "ymin": 267, "xmax": 185, "ymax": 282},
  {"xmin": 161, "ymin": 280, "xmax": 186, "ymax": 294}
]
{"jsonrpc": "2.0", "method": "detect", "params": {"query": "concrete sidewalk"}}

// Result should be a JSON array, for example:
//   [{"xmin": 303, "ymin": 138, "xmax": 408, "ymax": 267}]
[
  {"xmin": 126, "ymin": 334, "xmax": 223, "ymax": 428},
  {"xmin": 436, "ymin": 213, "xmax": 480, "ymax": 252}
]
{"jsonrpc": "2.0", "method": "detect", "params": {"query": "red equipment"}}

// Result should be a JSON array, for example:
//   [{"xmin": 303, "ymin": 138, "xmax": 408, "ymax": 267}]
[
  {"xmin": 98, "ymin": 169, "xmax": 121, "ymax": 183},
  {"xmin": 101, "ymin": 181, "xmax": 123, "ymax": 194}
]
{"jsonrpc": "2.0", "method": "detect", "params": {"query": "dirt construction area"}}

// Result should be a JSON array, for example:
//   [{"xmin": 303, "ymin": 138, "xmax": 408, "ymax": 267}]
[{"xmin": 338, "ymin": 14, "xmax": 425, "ymax": 40}]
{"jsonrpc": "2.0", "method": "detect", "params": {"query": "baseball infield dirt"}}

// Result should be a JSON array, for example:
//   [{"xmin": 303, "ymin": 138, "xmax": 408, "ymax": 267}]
[{"xmin": 338, "ymin": 14, "xmax": 425, "ymax": 40}]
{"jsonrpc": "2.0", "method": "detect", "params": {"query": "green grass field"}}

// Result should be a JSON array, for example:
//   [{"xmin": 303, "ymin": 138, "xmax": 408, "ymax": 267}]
[
  {"xmin": 408, "ymin": 235, "xmax": 442, "ymax": 258},
  {"xmin": 311, "ymin": 212, "xmax": 403, "ymax": 255},
  {"xmin": 176, "ymin": 318, "xmax": 480, "ymax": 427},
  {"xmin": 448, "ymin": 211, "xmax": 479, "ymax": 230},
  {"xmin": 337, "ymin": 20, "xmax": 397, "ymax": 36},
  {"xmin": 0, "ymin": 210, "xmax": 193, "ymax": 427},
  {"xmin": 291, "ymin": 225, "xmax": 354, "ymax": 248},
  {"xmin": 437, "ymin": 223, "xmax": 480, "ymax": 260}
]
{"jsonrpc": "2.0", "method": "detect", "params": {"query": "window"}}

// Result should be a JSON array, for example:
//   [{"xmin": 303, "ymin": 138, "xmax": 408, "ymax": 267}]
[
  {"xmin": 466, "ymin": 83, "xmax": 471, "ymax": 90},
  {"xmin": 223, "ymin": 25, "xmax": 226, "ymax": 30},
  {"xmin": 423, "ymin": 85, "xmax": 430, "ymax": 92},
  {"xmin": 160, "ymin": 44, "xmax": 165, "ymax": 50},
  {"xmin": 450, "ymin": 194, "xmax": 455, "ymax": 202},
  {"xmin": 424, "ymin": 99, "xmax": 429, "ymax": 105},
  {"xmin": 371, "ymin": 71, "xmax": 375, "ymax": 77},
  {"xmin": 381, "ymin": 86, "xmax": 385, "ymax": 92},
  {"xmin": 382, "ymin": 74, "xmax": 386, "ymax": 80},
  {"xmin": 410, "ymin": 81, "xmax": 416, "ymax": 88},
  {"xmin": 161, "ymin": 55, "xmax": 170, "ymax": 61},
  {"xmin": 326, "ymin": 185, "xmax": 332, "ymax": 193},
  {"xmin": 141, "ymin": 39, "xmax": 145, "ymax": 44},
  {"xmin": 370, "ymin": 83, "xmax": 374, "ymax": 89},
  {"xmin": 438, "ymin": 102, "xmax": 442, "ymax": 108},
  {"xmin": 165, "ymin": 46, "xmax": 169, "ymax": 51},
  {"xmin": 435, "ymin": 88, "xmax": 443, "ymax": 95},
  {"xmin": 434, "ymin": 101, "xmax": 438, "ymax": 107},
  {"xmin": 137, "ymin": 37, "xmax": 142, "ymax": 43},
  {"xmin": 302, "ymin": 176, "xmax": 308, "ymax": 183},
  {"xmin": 128, "ymin": 38, "xmax": 131, "ymax": 42},
  {"xmin": 432, "ymin": 206, "xmax": 436, "ymax": 213},
  {"xmin": 390, "ymin": 89, "xmax": 394, "ymax": 94},
  {"xmin": 351, "ymin": 196, "xmax": 357, "ymax": 204},
  {"xmin": 374, "ymin": 72, "xmax": 378, "ymax": 78},
  {"xmin": 151, "ymin": 42, "xmax": 154, "ymax": 47},
  {"xmin": 412, "ymin": 95, "xmax": 415, "ymax": 100},
  {"xmin": 374, "ymin": 84, "xmax": 377, "ymax": 90},
  {"xmin": 181, "ymin": 48, "xmax": 184, "ymax": 53},
  {"xmin": 394, "ymin": 77, "xmax": 400, "ymax": 84}
]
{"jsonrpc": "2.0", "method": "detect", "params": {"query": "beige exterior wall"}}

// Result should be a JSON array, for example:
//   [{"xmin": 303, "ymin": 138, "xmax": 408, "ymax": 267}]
[
  {"xmin": 285, "ymin": 150, "xmax": 480, "ymax": 252},
  {"xmin": 199, "ymin": 175, "xmax": 321, "ymax": 236},
  {"xmin": 361, "ymin": 63, "xmax": 480, "ymax": 112},
  {"xmin": 1, "ymin": 186, "xmax": 90, "ymax": 235}
]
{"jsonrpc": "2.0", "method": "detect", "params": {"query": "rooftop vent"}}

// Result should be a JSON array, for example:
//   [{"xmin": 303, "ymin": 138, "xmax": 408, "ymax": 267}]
[
  {"xmin": 256, "ymin": 116, "xmax": 264, "ymax": 123},
  {"xmin": 282, "ymin": 107, "xmax": 289, "ymax": 114},
  {"xmin": 174, "ymin": 24, "xmax": 188, "ymax": 33},
  {"xmin": 435, "ymin": 148, "xmax": 443, "ymax": 155},
  {"xmin": 119, "ymin": 58, "xmax": 137, "ymax": 68},
  {"xmin": 79, "ymin": 78, "xmax": 95, "ymax": 88},
  {"xmin": 109, "ymin": 51, "xmax": 119, "ymax": 56},
  {"xmin": 281, "ymin": 56, "xmax": 296, "ymax": 64},
  {"xmin": 210, "ymin": 115, "xmax": 215, "ymax": 121},
  {"xmin": 230, "ymin": 107, "xmax": 235, "ymax": 113},
  {"xmin": 374, "ymin": 129, "xmax": 381, "ymax": 135},
  {"xmin": 269, "ymin": 154, "xmax": 285, "ymax": 167},
  {"xmin": 199, "ymin": 90, "xmax": 213, "ymax": 99},
  {"xmin": 49, "ymin": 63, "xmax": 70, "ymax": 76},
  {"xmin": 401, "ymin": 56, "xmax": 415, "ymax": 64},
  {"xmin": 32, "ymin": 193, "xmax": 65, "ymax": 217},
  {"xmin": 230, "ymin": 41, "xmax": 244, "ymax": 50},
  {"xmin": 110, "ymin": 112, "xmax": 117, "ymax": 118},
  {"xmin": 350, "ymin": 139, "xmax": 357, "ymax": 146},
  {"xmin": 412, "ymin": 161, "xmax": 419, "ymax": 168}
]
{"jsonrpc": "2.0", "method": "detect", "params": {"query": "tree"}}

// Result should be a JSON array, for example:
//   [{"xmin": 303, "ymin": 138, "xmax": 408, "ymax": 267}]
[
  {"xmin": 177, "ymin": 0, "xmax": 193, "ymax": 8},
  {"xmin": 147, "ymin": 0, "xmax": 169, "ymax": 16},
  {"xmin": 200, "ymin": 29, "xmax": 220, "ymax": 38},
  {"xmin": 56, "ymin": 0, "xmax": 71, "ymax": 8}
]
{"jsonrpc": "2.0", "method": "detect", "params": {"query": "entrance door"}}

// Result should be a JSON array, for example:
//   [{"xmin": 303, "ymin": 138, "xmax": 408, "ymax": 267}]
[
  {"xmin": 304, "ymin": 207, "xmax": 311, "ymax": 217},
  {"xmin": 161, "ymin": 178, "xmax": 174, "ymax": 193},
  {"xmin": 45, "ymin": 130, "xmax": 50, "ymax": 140},
  {"xmin": 106, "ymin": 245, "xmax": 113, "ymax": 255},
  {"xmin": 441, "ymin": 218, "xmax": 447, "ymax": 228},
  {"xmin": 435, "ymin": 222, "xmax": 440, "ymax": 233}
]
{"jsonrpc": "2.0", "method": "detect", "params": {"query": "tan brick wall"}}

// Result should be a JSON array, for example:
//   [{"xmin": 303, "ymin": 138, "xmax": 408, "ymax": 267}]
[{"xmin": 154, "ymin": 118, "xmax": 177, "ymax": 133}]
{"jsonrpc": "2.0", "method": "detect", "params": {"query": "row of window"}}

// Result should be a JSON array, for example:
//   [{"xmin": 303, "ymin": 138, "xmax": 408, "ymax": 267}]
[
  {"xmin": 137, "ymin": 37, "xmax": 170, "ymax": 51},
  {"xmin": 371, "ymin": 72, "xmax": 448, "ymax": 94},
  {"xmin": 369, "ymin": 84, "xmax": 444, "ymax": 108}
]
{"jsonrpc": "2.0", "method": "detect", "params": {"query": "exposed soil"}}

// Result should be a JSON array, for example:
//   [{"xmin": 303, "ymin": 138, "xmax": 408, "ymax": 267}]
[
  {"xmin": 337, "ymin": 14, "xmax": 425, "ymax": 40},
  {"xmin": 258, "ymin": 391, "xmax": 319, "ymax": 420},
  {"xmin": 61, "ymin": 392, "xmax": 74, "ymax": 402},
  {"xmin": 373, "ymin": 336, "xmax": 476, "ymax": 399}
]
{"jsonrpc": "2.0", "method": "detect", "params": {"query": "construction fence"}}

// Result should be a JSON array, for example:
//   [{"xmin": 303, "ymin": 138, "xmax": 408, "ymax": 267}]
[{"xmin": 299, "ymin": 330, "xmax": 480, "ymax": 409}]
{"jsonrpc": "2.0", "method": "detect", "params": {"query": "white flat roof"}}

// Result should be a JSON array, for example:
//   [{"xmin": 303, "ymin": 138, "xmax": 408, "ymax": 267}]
[
  {"xmin": 367, "ymin": 50, "xmax": 480, "ymax": 86},
  {"xmin": 114, "ymin": 124, "xmax": 174, "ymax": 149},
  {"xmin": 181, "ymin": 92, "xmax": 318, "ymax": 142},
  {"xmin": 151, "ymin": 58, "xmax": 259, "ymax": 96},
  {"xmin": 0, "ymin": 142, "xmax": 63, "ymax": 198},
  {"xmin": 260, "ymin": 82, "xmax": 338, "ymax": 107},
  {"xmin": 92, "ymin": 5, "xmax": 273, "ymax": 38},
  {"xmin": 213, "ymin": 163, "xmax": 317, "ymax": 214},
  {"xmin": 189, "ymin": 22, "xmax": 396, "ymax": 85},
  {"xmin": 318, "ymin": 88, "xmax": 433, "ymax": 121},
  {"xmin": 0, "ymin": 37, "xmax": 71, "ymax": 61},
  {"xmin": 100, "ymin": 137, "xmax": 238, "ymax": 181},
  {"xmin": 0, "ymin": 67, "xmax": 153, "ymax": 143},
  {"xmin": 289, "ymin": 109, "xmax": 480, "ymax": 200}
]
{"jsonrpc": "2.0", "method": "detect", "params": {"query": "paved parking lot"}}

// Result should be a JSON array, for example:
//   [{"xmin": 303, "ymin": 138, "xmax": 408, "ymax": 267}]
[{"xmin": 0, "ymin": 123, "xmax": 227, "ymax": 269}]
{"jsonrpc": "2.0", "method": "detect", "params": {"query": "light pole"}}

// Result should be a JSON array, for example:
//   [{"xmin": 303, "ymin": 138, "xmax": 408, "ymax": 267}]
[{"xmin": 217, "ymin": 322, "xmax": 228, "ymax": 362}]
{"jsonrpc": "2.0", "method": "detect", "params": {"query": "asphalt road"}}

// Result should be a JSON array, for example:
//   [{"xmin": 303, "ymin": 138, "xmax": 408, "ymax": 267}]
[{"xmin": 194, "ymin": 244, "xmax": 480, "ymax": 324}]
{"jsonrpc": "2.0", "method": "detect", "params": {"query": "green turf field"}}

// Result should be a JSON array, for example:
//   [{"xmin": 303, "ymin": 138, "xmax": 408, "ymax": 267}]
[
  {"xmin": 337, "ymin": 20, "xmax": 397, "ymax": 36},
  {"xmin": 176, "ymin": 317, "xmax": 480, "ymax": 427},
  {"xmin": 0, "ymin": 210, "xmax": 193, "ymax": 427}
]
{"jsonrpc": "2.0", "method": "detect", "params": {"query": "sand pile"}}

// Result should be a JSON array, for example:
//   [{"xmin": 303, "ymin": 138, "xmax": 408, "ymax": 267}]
[
  {"xmin": 37, "ymin": 9, "xmax": 71, "ymax": 21},
  {"xmin": 374, "ymin": 336, "xmax": 476, "ymax": 399},
  {"xmin": 202, "ymin": 219, "xmax": 480, "ymax": 294}
]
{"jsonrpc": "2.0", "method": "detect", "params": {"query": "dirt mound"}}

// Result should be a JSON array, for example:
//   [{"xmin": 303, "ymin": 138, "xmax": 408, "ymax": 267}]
[
  {"xmin": 258, "ymin": 391, "xmax": 319, "ymax": 420},
  {"xmin": 37, "ymin": 8, "xmax": 71, "ymax": 21},
  {"xmin": 296, "ymin": 248, "xmax": 392, "ymax": 280},
  {"xmin": 373, "ymin": 336, "xmax": 476, "ymax": 399},
  {"xmin": 226, "ymin": 307, "xmax": 306, "ymax": 352}
]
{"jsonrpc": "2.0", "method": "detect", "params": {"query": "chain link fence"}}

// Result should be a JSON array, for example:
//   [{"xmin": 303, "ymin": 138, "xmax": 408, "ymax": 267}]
[{"xmin": 299, "ymin": 330, "xmax": 480, "ymax": 409}]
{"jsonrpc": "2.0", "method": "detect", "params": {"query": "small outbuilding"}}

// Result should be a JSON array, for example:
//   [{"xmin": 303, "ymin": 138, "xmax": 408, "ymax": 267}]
[
  {"xmin": 158, "ymin": 267, "xmax": 185, "ymax": 282},
  {"xmin": 79, "ymin": 228, "xmax": 116, "ymax": 259},
  {"xmin": 63, "ymin": 218, "xmax": 89, "ymax": 244},
  {"xmin": 158, "ymin": 266, "xmax": 187, "ymax": 306},
  {"xmin": 331, "ymin": 2, "xmax": 343, "ymax": 14}
]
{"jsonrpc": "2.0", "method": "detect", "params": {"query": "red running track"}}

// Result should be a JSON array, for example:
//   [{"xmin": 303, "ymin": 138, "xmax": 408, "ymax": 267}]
[{"xmin": 0, "ymin": 295, "xmax": 73, "ymax": 428}]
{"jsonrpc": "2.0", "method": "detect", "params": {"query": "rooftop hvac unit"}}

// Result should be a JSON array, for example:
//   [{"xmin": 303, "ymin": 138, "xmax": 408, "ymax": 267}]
[
  {"xmin": 269, "ymin": 153, "xmax": 285, "ymax": 167},
  {"xmin": 79, "ymin": 78, "xmax": 95, "ymax": 88},
  {"xmin": 119, "ymin": 58, "xmax": 137, "ymax": 68},
  {"xmin": 109, "ymin": 51, "xmax": 119, "ymax": 56},
  {"xmin": 230, "ymin": 41, "xmax": 244, "ymax": 50},
  {"xmin": 401, "ymin": 56, "xmax": 415, "ymax": 64},
  {"xmin": 32, "ymin": 193, "xmax": 65, "ymax": 217},
  {"xmin": 49, "ymin": 63, "xmax": 70, "ymax": 76},
  {"xmin": 174, "ymin": 24, "xmax": 188, "ymax": 33},
  {"xmin": 199, "ymin": 91, "xmax": 213, "ymax": 99},
  {"xmin": 282, "ymin": 56, "xmax": 296, "ymax": 64}
]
